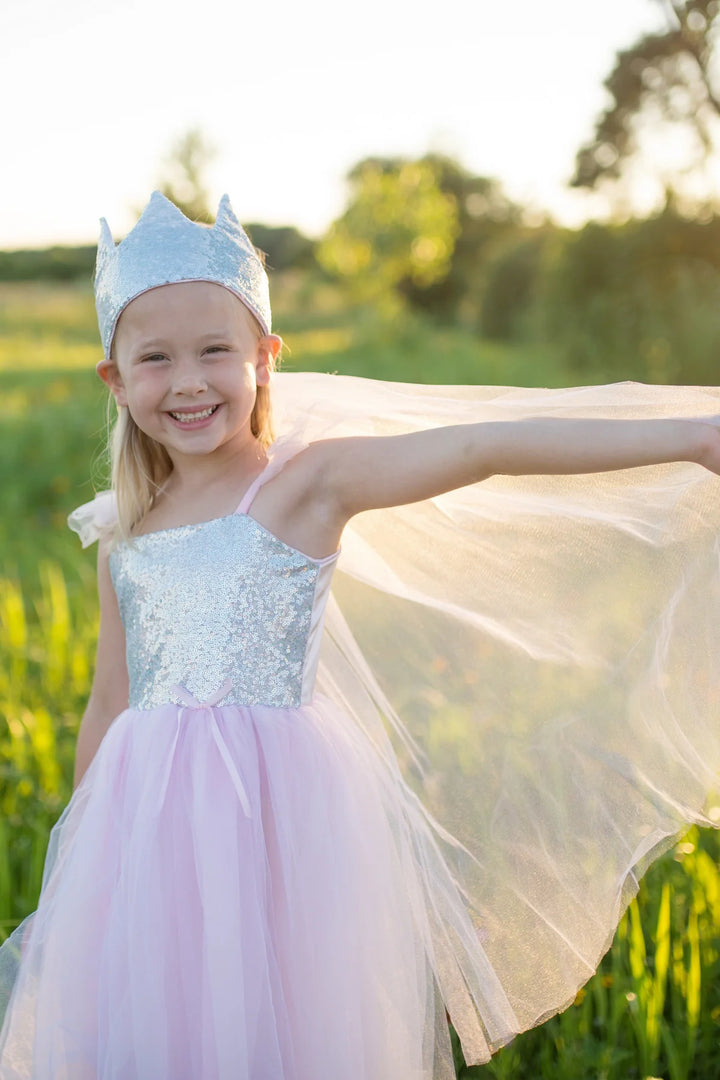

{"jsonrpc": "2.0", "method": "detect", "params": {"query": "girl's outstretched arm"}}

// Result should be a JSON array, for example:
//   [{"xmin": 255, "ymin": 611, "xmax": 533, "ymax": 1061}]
[
  {"xmin": 321, "ymin": 417, "xmax": 720, "ymax": 518},
  {"xmin": 73, "ymin": 539, "xmax": 129, "ymax": 791}
]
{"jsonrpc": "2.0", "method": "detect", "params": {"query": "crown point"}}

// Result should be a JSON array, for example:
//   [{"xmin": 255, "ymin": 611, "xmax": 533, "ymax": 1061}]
[
  {"xmin": 99, "ymin": 218, "xmax": 114, "ymax": 246},
  {"xmin": 215, "ymin": 194, "xmax": 240, "ymax": 233},
  {"xmin": 96, "ymin": 220, "xmax": 116, "ymax": 278},
  {"xmin": 138, "ymin": 191, "xmax": 185, "ymax": 225}
]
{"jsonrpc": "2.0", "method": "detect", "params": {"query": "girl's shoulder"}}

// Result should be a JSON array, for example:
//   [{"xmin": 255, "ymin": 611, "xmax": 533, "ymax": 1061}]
[{"xmin": 65, "ymin": 434, "xmax": 314, "ymax": 550}]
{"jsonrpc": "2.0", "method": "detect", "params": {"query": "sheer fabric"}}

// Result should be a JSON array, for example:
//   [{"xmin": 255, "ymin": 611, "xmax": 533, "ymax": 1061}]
[{"xmin": 272, "ymin": 373, "xmax": 720, "ymax": 1062}]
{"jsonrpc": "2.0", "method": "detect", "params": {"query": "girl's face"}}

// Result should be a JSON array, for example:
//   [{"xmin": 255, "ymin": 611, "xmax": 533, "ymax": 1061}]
[{"xmin": 97, "ymin": 282, "xmax": 280, "ymax": 463}]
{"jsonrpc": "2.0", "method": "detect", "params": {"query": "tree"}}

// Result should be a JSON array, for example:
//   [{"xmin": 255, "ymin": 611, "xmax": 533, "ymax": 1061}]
[
  {"xmin": 400, "ymin": 154, "xmax": 521, "ymax": 318},
  {"xmin": 155, "ymin": 128, "xmax": 218, "ymax": 223},
  {"xmin": 572, "ymin": 0, "xmax": 720, "ymax": 213},
  {"xmin": 317, "ymin": 159, "xmax": 459, "ymax": 310},
  {"xmin": 538, "ymin": 210, "xmax": 720, "ymax": 382},
  {"xmin": 478, "ymin": 230, "xmax": 549, "ymax": 341},
  {"xmin": 318, "ymin": 154, "xmax": 520, "ymax": 319},
  {"xmin": 243, "ymin": 223, "xmax": 315, "ymax": 272}
]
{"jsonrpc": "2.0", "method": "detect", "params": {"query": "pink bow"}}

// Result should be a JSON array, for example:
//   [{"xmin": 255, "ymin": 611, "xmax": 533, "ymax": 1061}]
[{"xmin": 153, "ymin": 679, "xmax": 253, "ymax": 818}]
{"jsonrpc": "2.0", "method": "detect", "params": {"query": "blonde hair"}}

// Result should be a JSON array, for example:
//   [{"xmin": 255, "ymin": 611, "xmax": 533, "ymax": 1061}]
[{"xmin": 105, "ymin": 303, "xmax": 275, "ymax": 540}]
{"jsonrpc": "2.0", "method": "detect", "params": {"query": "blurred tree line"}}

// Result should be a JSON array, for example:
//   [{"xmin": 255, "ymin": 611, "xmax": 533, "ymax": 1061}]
[
  {"xmin": 3, "ymin": 0, "xmax": 720, "ymax": 385},
  {"xmin": 316, "ymin": 152, "xmax": 720, "ymax": 384},
  {"xmin": 4, "ymin": 170, "xmax": 718, "ymax": 384}
]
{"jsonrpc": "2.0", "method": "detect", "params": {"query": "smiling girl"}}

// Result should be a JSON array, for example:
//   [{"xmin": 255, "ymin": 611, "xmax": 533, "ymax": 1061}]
[{"xmin": 1, "ymin": 191, "xmax": 719, "ymax": 1079}]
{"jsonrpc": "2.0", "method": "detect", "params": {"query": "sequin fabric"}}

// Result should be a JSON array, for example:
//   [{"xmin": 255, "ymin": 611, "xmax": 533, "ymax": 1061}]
[
  {"xmin": 94, "ymin": 191, "xmax": 271, "ymax": 359},
  {"xmin": 109, "ymin": 513, "xmax": 336, "ymax": 709}
]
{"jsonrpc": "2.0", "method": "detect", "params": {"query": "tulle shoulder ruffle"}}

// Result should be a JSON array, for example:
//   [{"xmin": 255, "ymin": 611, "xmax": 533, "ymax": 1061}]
[{"xmin": 67, "ymin": 490, "xmax": 117, "ymax": 548}]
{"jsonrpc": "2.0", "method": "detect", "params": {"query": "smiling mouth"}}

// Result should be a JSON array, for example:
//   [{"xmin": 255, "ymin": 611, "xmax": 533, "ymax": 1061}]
[{"xmin": 168, "ymin": 405, "xmax": 220, "ymax": 423}]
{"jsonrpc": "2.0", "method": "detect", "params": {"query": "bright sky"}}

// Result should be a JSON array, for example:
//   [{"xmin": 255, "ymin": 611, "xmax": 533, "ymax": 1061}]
[{"xmin": 2, "ymin": 0, "xmax": 669, "ymax": 248}]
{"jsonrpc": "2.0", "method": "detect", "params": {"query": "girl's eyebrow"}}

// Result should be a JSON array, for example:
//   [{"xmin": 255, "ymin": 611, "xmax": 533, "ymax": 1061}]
[{"xmin": 133, "ymin": 340, "xmax": 165, "ymax": 350}]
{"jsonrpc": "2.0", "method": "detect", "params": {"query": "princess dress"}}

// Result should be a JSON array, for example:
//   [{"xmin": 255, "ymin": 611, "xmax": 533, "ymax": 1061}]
[
  {"xmin": 1, "ymin": 372, "xmax": 720, "ymax": 1080},
  {"xmin": 0, "ymin": 434, "xmax": 453, "ymax": 1079}
]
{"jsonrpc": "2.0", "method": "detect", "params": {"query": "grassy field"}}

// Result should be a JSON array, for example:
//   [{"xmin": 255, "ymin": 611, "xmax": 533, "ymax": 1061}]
[{"xmin": 1, "ymin": 278, "xmax": 719, "ymax": 1078}]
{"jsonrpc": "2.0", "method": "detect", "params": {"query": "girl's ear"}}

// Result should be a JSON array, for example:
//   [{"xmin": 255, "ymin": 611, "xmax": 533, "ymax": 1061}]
[
  {"xmin": 256, "ymin": 334, "xmax": 282, "ymax": 387},
  {"xmin": 96, "ymin": 359, "xmax": 128, "ymax": 406}
]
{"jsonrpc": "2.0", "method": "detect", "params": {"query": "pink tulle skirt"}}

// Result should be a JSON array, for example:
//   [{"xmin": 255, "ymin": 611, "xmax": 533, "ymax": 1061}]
[{"xmin": 0, "ymin": 697, "xmax": 442, "ymax": 1079}]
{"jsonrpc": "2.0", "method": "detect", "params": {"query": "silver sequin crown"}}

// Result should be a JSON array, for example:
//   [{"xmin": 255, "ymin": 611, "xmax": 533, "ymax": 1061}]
[{"xmin": 94, "ymin": 191, "xmax": 272, "ymax": 359}]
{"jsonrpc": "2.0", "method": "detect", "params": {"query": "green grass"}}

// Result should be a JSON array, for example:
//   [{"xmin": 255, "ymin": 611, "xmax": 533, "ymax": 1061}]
[
  {"xmin": 2, "ymin": 277, "xmax": 720, "ymax": 1078},
  {"xmin": 273, "ymin": 270, "xmax": 576, "ymax": 385}
]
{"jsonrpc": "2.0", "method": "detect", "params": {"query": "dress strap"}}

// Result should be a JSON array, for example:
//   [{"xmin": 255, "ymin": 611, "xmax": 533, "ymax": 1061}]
[
  {"xmin": 235, "ymin": 464, "xmax": 272, "ymax": 515},
  {"xmin": 235, "ymin": 436, "xmax": 308, "ymax": 515}
]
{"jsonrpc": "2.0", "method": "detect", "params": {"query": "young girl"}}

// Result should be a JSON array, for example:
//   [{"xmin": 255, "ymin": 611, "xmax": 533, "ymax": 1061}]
[{"xmin": 1, "ymin": 191, "xmax": 719, "ymax": 1080}]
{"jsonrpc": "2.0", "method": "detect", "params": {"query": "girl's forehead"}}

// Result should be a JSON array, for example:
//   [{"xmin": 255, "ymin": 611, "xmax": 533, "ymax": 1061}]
[
  {"xmin": 121, "ymin": 282, "xmax": 241, "ymax": 322},
  {"xmin": 115, "ymin": 282, "xmax": 254, "ymax": 343}
]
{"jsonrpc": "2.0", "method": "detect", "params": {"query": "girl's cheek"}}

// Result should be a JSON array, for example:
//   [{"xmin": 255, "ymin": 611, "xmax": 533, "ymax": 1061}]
[{"xmin": 131, "ymin": 369, "xmax": 163, "ymax": 393}]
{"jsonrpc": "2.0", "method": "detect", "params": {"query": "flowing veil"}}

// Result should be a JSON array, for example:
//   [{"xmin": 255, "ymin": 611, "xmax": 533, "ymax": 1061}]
[{"xmin": 271, "ymin": 372, "xmax": 720, "ymax": 1063}]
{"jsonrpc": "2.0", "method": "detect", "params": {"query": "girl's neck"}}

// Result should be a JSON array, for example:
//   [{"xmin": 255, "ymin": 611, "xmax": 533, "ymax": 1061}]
[{"xmin": 158, "ymin": 437, "xmax": 269, "ymax": 509}]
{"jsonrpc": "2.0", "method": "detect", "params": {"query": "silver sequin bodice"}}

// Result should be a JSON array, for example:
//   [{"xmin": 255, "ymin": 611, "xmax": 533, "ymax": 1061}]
[{"xmin": 109, "ymin": 513, "xmax": 338, "ymax": 709}]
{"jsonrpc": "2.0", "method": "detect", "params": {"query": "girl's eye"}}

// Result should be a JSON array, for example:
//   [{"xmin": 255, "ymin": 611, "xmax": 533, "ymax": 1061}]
[{"xmin": 137, "ymin": 347, "xmax": 229, "ymax": 362}]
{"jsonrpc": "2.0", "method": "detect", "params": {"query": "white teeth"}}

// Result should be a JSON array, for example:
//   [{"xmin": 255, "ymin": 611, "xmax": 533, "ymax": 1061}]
[{"xmin": 170, "ymin": 406, "xmax": 217, "ymax": 423}]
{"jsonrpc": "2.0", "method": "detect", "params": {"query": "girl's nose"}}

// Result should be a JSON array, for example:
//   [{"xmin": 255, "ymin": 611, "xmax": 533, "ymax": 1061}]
[{"xmin": 172, "ymin": 369, "xmax": 208, "ymax": 394}]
